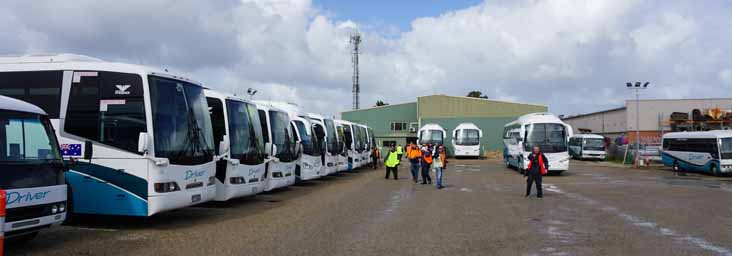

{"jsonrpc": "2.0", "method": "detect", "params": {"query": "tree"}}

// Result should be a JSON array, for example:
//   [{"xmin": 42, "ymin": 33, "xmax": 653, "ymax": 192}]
[
  {"xmin": 375, "ymin": 100, "xmax": 389, "ymax": 107},
  {"xmin": 467, "ymin": 91, "xmax": 489, "ymax": 99}
]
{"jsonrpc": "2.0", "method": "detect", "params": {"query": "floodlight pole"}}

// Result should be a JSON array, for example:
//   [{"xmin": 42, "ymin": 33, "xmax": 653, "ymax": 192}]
[{"xmin": 628, "ymin": 82, "xmax": 649, "ymax": 168}]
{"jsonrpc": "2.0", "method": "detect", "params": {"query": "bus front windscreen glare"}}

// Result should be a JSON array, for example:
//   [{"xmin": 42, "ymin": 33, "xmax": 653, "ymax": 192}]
[
  {"xmin": 524, "ymin": 123, "xmax": 567, "ymax": 153},
  {"xmin": 583, "ymin": 138, "xmax": 605, "ymax": 151},
  {"xmin": 0, "ymin": 111, "xmax": 64, "ymax": 189},
  {"xmin": 420, "ymin": 130, "xmax": 444, "ymax": 145},
  {"xmin": 226, "ymin": 100, "xmax": 265, "ymax": 165},
  {"xmin": 150, "ymin": 76, "xmax": 215, "ymax": 166},
  {"xmin": 456, "ymin": 129, "xmax": 480, "ymax": 146},
  {"xmin": 269, "ymin": 111, "xmax": 297, "ymax": 162}
]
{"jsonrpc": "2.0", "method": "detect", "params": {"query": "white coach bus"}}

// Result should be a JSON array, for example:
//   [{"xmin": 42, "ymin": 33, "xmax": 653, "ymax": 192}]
[
  {"xmin": 255, "ymin": 103, "xmax": 297, "ymax": 191},
  {"xmin": 323, "ymin": 117, "xmax": 342, "ymax": 174},
  {"xmin": 418, "ymin": 123, "xmax": 447, "ymax": 145},
  {"xmin": 304, "ymin": 113, "xmax": 337, "ymax": 175},
  {"xmin": 334, "ymin": 122, "xmax": 349, "ymax": 171},
  {"xmin": 205, "ymin": 90, "xmax": 267, "ymax": 201},
  {"xmin": 503, "ymin": 113, "xmax": 573, "ymax": 175},
  {"xmin": 335, "ymin": 120, "xmax": 358, "ymax": 170},
  {"xmin": 259, "ymin": 102, "xmax": 324, "ymax": 181},
  {"xmin": 452, "ymin": 123, "xmax": 482, "ymax": 158},
  {"xmin": 661, "ymin": 131, "xmax": 732, "ymax": 176},
  {"xmin": 0, "ymin": 95, "xmax": 67, "ymax": 240},
  {"xmin": 0, "ymin": 54, "xmax": 217, "ymax": 216},
  {"xmin": 568, "ymin": 134, "xmax": 606, "ymax": 160}
]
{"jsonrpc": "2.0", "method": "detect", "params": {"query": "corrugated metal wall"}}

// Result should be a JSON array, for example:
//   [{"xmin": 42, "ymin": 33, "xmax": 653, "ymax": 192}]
[
  {"xmin": 341, "ymin": 102, "xmax": 418, "ymax": 148},
  {"xmin": 418, "ymin": 95, "xmax": 546, "ymax": 118}
]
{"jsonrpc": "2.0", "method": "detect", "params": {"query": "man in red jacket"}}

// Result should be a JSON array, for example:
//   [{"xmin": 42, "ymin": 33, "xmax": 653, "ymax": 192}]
[{"xmin": 525, "ymin": 146, "xmax": 548, "ymax": 198}]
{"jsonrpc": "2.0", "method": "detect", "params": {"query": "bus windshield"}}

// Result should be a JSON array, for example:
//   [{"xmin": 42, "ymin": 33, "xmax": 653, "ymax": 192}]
[
  {"xmin": 269, "ymin": 110, "xmax": 296, "ymax": 162},
  {"xmin": 149, "ymin": 76, "xmax": 215, "ymax": 165},
  {"xmin": 336, "ymin": 125, "xmax": 346, "ymax": 154},
  {"xmin": 420, "ymin": 130, "xmax": 444, "ymax": 145},
  {"xmin": 583, "ymin": 138, "xmax": 605, "ymax": 151},
  {"xmin": 344, "ymin": 125, "xmax": 353, "ymax": 150},
  {"xmin": 0, "ymin": 111, "xmax": 64, "ymax": 189},
  {"xmin": 456, "ymin": 129, "xmax": 480, "ymax": 146},
  {"xmin": 226, "ymin": 100, "xmax": 265, "ymax": 165},
  {"xmin": 720, "ymin": 138, "xmax": 732, "ymax": 159},
  {"xmin": 524, "ymin": 123, "xmax": 567, "ymax": 153},
  {"xmin": 325, "ymin": 119, "xmax": 338, "ymax": 155},
  {"xmin": 295, "ymin": 121, "xmax": 319, "ymax": 156}
]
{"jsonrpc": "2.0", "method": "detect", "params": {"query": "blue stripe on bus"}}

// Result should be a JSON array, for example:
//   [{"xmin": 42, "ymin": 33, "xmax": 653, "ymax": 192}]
[
  {"xmin": 66, "ymin": 170, "xmax": 148, "ymax": 216},
  {"xmin": 65, "ymin": 161, "xmax": 148, "ymax": 198},
  {"xmin": 661, "ymin": 152, "xmax": 718, "ymax": 173}
]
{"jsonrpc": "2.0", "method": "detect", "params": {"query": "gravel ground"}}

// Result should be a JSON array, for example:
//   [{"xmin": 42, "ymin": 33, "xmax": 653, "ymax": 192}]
[{"xmin": 7, "ymin": 160, "xmax": 732, "ymax": 256}]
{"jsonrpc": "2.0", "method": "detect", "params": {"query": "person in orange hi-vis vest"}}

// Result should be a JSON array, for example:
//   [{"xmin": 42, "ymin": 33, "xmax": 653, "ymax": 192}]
[{"xmin": 525, "ymin": 146, "xmax": 549, "ymax": 198}]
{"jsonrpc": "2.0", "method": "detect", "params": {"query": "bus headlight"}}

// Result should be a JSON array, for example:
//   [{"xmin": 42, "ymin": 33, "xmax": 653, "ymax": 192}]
[
  {"xmin": 208, "ymin": 176, "xmax": 216, "ymax": 186},
  {"xmin": 303, "ymin": 162, "xmax": 313, "ymax": 169},
  {"xmin": 154, "ymin": 182, "xmax": 180, "ymax": 193},
  {"xmin": 58, "ymin": 203, "xmax": 66, "ymax": 213},
  {"xmin": 230, "ymin": 177, "xmax": 245, "ymax": 184},
  {"xmin": 51, "ymin": 204, "xmax": 59, "ymax": 214}
]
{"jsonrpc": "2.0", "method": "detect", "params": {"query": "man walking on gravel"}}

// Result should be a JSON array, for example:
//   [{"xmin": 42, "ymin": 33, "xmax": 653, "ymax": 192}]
[{"xmin": 525, "ymin": 146, "xmax": 548, "ymax": 198}]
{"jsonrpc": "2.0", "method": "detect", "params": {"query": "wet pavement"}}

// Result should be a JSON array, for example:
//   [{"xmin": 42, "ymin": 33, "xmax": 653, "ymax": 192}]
[{"xmin": 7, "ymin": 160, "xmax": 732, "ymax": 256}]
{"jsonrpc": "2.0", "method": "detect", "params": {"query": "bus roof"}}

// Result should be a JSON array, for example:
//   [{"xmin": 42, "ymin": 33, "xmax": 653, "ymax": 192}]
[
  {"xmin": 419, "ymin": 123, "xmax": 446, "ymax": 133},
  {"xmin": 204, "ymin": 90, "xmax": 253, "ymax": 105},
  {"xmin": 572, "ymin": 134, "xmax": 604, "ymax": 139},
  {"xmin": 663, "ymin": 130, "xmax": 732, "ymax": 139},
  {"xmin": 0, "ymin": 53, "xmax": 203, "ymax": 86},
  {"xmin": 454, "ymin": 122, "xmax": 480, "ymax": 131},
  {"xmin": 0, "ymin": 95, "xmax": 46, "ymax": 115},
  {"xmin": 504, "ymin": 112, "xmax": 566, "ymax": 127}
]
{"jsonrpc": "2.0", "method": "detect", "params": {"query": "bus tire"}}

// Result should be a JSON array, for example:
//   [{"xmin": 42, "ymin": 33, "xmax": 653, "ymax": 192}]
[
  {"xmin": 505, "ymin": 157, "xmax": 510, "ymax": 168},
  {"xmin": 710, "ymin": 164, "xmax": 718, "ymax": 176}
]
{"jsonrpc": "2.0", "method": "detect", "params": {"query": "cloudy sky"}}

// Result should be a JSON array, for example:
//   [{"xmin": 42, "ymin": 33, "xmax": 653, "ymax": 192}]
[{"xmin": 3, "ymin": 0, "xmax": 732, "ymax": 117}]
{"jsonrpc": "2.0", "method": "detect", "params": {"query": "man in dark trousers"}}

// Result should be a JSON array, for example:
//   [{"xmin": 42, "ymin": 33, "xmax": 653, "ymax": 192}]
[{"xmin": 525, "ymin": 146, "xmax": 549, "ymax": 198}]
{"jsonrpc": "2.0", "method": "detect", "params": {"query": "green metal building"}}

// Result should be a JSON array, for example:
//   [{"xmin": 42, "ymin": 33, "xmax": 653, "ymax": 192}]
[{"xmin": 341, "ymin": 95, "xmax": 547, "ymax": 156}]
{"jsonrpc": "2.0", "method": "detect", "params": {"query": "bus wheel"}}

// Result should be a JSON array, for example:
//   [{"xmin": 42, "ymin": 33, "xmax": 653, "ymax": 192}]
[
  {"xmin": 505, "ymin": 157, "xmax": 510, "ymax": 168},
  {"xmin": 710, "ymin": 164, "xmax": 718, "ymax": 176},
  {"xmin": 672, "ymin": 161, "xmax": 681, "ymax": 172}
]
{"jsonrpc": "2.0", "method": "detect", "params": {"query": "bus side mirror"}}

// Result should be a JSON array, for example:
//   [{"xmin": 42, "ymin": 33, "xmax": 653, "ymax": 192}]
[
  {"xmin": 219, "ymin": 135, "xmax": 230, "ymax": 155},
  {"xmin": 84, "ymin": 140, "xmax": 93, "ymax": 160},
  {"xmin": 265, "ymin": 142, "xmax": 273, "ymax": 156},
  {"xmin": 137, "ymin": 132, "xmax": 149, "ymax": 153}
]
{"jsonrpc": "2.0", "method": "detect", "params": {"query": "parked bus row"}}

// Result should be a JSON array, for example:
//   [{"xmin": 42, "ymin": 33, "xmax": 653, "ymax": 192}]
[
  {"xmin": 0, "ymin": 54, "xmax": 377, "ymax": 241},
  {"xmin": 415, "ymin": 122, "xmax": 484, "ymax": 158}
]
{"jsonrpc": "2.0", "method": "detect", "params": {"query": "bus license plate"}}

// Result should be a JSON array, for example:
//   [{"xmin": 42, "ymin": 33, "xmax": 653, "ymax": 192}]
[{"xmin": 191, "ymin": 194, "xmax": 201, "ymax": 203}]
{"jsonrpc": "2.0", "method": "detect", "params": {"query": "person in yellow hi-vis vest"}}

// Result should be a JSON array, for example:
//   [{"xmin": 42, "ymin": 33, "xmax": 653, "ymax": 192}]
[
  {"xmin": 384, "ymin": 146, "xmax": 400, "ymax": 180},
  {"xmin": 396, "ymin": 144, "xmax": 404, "ymax": 162}
]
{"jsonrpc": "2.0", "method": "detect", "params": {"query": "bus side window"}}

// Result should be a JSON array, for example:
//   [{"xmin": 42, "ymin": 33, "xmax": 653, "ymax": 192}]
[
  {"xmin": 0, "ymin": 71, "xmax": 64, "ymax": 118},
  {"xmin": 65, "ymin": 71, "xmax": 147, "ymax": 154}
]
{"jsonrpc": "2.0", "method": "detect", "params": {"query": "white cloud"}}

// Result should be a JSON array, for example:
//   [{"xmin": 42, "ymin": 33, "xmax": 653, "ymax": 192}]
[{"xmin": 2, "ymin": 0, "xmax": 732, "ymax": 117}]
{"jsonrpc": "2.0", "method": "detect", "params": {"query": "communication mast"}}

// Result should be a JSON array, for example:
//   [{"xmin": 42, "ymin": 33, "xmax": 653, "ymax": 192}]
[{"xmin": 350, "ymin": 34, "xmax": 361, "ymax": 110}]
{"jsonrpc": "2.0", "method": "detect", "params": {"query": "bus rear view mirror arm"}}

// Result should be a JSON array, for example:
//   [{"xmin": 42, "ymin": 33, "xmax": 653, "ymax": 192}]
[{"xmin": 84, "ymin": 140, "xmax": 93, "ymax": 160}]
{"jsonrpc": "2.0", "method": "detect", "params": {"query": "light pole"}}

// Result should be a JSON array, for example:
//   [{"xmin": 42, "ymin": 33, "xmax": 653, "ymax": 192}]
[
  {"xmin": 626, "ymin": 81, "xmax": 649, "ymax": 167},
  {"xmin": 246, "ymin": 88, "xmax": 258, "ymax": 100}
]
